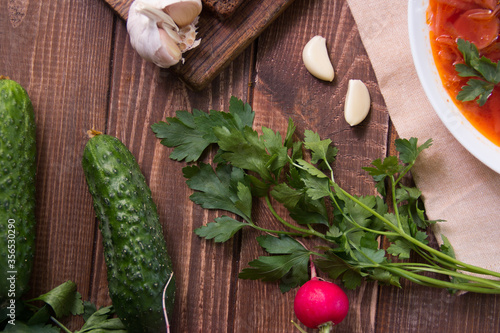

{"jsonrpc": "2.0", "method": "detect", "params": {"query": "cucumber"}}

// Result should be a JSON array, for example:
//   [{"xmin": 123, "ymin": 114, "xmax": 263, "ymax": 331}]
[
  {"xmin": 82, "ymin": 131, "xmax": 175, "ymax": 333},
  {"xmin": 0, "ymin": 77, "xmax": 36, "ymax": 307}
]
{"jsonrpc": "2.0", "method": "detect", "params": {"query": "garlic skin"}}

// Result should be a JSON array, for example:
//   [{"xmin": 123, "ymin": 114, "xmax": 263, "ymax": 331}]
[
  {"xmin": 344, "ymin": 79, "xmax": 371, "ymax": 126},
  {"xmin": 302, "ymin": 36, "xmax": 335, "ymax": 82},
  {"xmin": 127, "ymin": 0, "xmax": 202, "ymax": 68}
]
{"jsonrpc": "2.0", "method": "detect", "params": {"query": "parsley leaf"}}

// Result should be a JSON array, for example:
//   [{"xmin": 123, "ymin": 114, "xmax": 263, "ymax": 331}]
[
  {"xmin": 27, "ymin": 280, "xmax": 84, "ymax": 318},
  {"xmin": 151, "ymin": 96, "xmax": 255, "ymax": 162},
  {"xmin": 395, "ymin": 137, "xmax": 432, "ymax": 164},
  {"xmin": 239, "ymin": 235, "xmax": 311, "ymax": 291},
  {"xmin": 215, "ymin": 126, "xmax": 274, "ymax": 182},
  {"xmin": 195, "ymin": 216, "xmax": 248, "ymax": 242},
  {"xmin": 183, "ymin": 163, "xmax": 252, "ymax": 222},
  {"xmin": 76, "ymin": 305, "xmax": 127, "ymax": 333},
  {"xmin": 151, "ymin": 109, "xmax": 213, "ymax": 162},
  {"xmin": 455, "ymin": 38, "xmax": 500, "ymax": 106},
  {"xmin": 303, "ymin": 130, "xmax": 338, "ymax": 169}
]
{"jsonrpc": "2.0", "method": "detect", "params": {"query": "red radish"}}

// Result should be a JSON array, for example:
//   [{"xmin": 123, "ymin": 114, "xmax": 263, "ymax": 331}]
[{"xmin": 294, "ymin": 261, "xmax": 349, "ymax": 332}]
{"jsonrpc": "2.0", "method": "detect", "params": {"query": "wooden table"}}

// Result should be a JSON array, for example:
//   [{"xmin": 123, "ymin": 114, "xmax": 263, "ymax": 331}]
[{"xmin": 1, "ymin": 0, "xmax": 499, "ymax": 332}]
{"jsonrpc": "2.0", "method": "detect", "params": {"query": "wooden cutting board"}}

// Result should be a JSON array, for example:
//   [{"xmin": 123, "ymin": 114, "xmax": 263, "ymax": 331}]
[{"xmin": 104, "ymin": 0, "xmax": 296, "ymax": 91}]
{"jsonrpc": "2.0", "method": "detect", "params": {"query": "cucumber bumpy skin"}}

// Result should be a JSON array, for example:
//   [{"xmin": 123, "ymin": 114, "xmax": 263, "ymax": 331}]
[
  {"xmin": 82, "ymin": 132, "xmax": 175, "ymax": 333},
  {"xmin": 0, "ymin": 77, "xmax": 36, "ymax": 307}
]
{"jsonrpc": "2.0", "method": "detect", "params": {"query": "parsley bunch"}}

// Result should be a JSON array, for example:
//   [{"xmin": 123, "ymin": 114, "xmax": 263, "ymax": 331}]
[
  {"xmin": 455, "ymin": 38, "xmax": 500, "ymax": 106},
  {"xmin": 153, "ymin": 96, "xmax": 500, "ymax": 294}
]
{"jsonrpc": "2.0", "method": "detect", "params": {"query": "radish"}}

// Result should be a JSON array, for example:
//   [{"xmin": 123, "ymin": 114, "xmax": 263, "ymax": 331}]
[{"xmin": 293, "ymin": 262, "xmax": 349, "ymax": 332}]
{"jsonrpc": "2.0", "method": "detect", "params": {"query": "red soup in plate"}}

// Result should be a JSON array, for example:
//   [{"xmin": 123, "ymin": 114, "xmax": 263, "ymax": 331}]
[{"xmin": 427, "ymin": 0, "xmax": 500, "ymax": 146}]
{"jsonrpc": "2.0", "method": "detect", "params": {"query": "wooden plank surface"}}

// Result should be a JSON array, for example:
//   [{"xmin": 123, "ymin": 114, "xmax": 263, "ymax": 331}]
[
  {"xmin": 1, "ymin": 0, "xmax": 500, "ymax": 332},
  {"xmin": 104, "ymin": 0, "xmax": 295, "ymax": 91}
]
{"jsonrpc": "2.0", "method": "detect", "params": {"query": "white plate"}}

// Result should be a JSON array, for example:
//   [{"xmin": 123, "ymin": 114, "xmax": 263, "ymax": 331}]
[{"xmin": 408, "ymin": 0, "xmax": 500, "ymax": 174}]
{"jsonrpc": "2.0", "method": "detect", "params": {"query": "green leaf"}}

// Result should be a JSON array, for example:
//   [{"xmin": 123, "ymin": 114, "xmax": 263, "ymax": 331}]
[
  {"xmin": 257, "ymin": 235, "xmax": 307, "ymax": 254},
  {"xmin": 238, "ymin": 251, "xmax": 310, "ymax": 284},
  {"xmin": 295, "ymin": 158, "xmax": 328, "ymax": 179},
  {"xmin": 455, "ymin": 63, "xmax": 480, "ymax": 77},
  {"xmin": 235, "ymin": 182, "xmax": 253, "ymax": 220},
  {"xmin": 271, "ymin": 176, "xmax": 329, "ymax": 226},
  {"xmin": 28, "ymin": 280, "xmax": 84, "ymax": 318},
  {"xmin": 457, "ymin": 79, "xmax": 494, "ymax": 106},
  {"xmin": 362, "ymin": 156, "xmax": 400, "ymax": 178},
  {"xmin": 228, "ymin": 95, "xmax": 255, "ymax": 130},
  {"xmin": 303, "ymin": 130, "xmax": 337, "ymax": 168},
  {"xmin": 76, "ymin": 305, "xmax": 127, "ymax": 333},
  {"xmin": 279, "ymin": 257, "xmax": 310, "ymax": 293},
  {"xmin": 152, "ymin": 97, "xmax": 255, "ymax": 163},
  {"xmin": 151, "ymin": 109, "xmax": 213, "ymax": 162},
  {"xmin": 326, "ymin": 224, "xmax": 342, "ymax": 238},
  {"xmin": 457, "ymin": 38, "xmax": 479, "ymax": 66},
  {"xmin": 354, "ymin": 247, "xmax": 386, "ymax": 264},
  {"xmin": 302, "ymin": 173, "xmax": 331, "ymax": 200},
  {"xmin": 342, "ymin": 269, "xmax": 364, "ymax": 290},
  {"xmin": 27, "ymin": 305, "xmax": 52, "ymax": 326},
  {"xmin": 283, "ymin": 118, "xmax": 297, "ymax": 149},
  {"xmin": 82, "ymin": 301, "xmax": 98, "ymax": 322},
  {"xmin": 342, "ymin": 194, "xmax": 377, "ymax": 228},
  {"xmin": 183, "ymin": 163, "xmax": 252, "ymax": 221},
  {"xmin": 439, "ymin": 234, "xmax": 456, "ymax": 258},
  {"xmin": 371, "ymin": 268, "xmax": 401, "ymax": 288},
  {"xmin": 414, "ymin": 230, "xmax": 429, "ymax": 244},
  {"xmin": 315, "ymin": 256, "xmax": 349, "ymax": 280},
  {"xmin": 475, "ymin": 56, "xmax": 499, "ymax": 83},
  {"xmin": 215, "ymin": 126, "xmax": 273, "ymax": 182},
  {"xmin": 261, "ymin": 126, "xmax": 289, "ymax": 173},
  {"xmin": 195, "ymin": 216, "xmax": 248, "ymax": 242},
  {"xmin": 395, "ymin": 137, "xmax": 432, "ymax": 164},
  {"xmin": 395, "ymin": 184, "xmax": 421, "ymax": 203},
  {"xmin": 387, "ymin": 239, "xmax": 412, "ymax": 259},
  {"xmin": 251, "ymin": 235, "xmax": 310, "ymax": 292},
  {"xmin": 455, "ymin": 38, "xmax": 500, "ymax": 105},
  {"xmin": 271, "ymin": 183, "xmax": 303, "ymax": 210}
]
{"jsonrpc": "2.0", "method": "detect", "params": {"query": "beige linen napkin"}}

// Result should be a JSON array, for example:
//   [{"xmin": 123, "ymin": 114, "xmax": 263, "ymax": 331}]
[{"xmin": 345, "ymin": 0, "xmax": 500, "ymax": 273}]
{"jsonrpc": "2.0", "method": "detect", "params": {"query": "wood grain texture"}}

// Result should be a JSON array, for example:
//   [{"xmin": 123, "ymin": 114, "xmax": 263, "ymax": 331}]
[
  {"xmin": 0, "ymin": 0, "xmax": 115, "ymax": 330},
  {"xmin": 1, "ymin": 0, "xmax": 500, "ymax": 332},
  {"xmin": 104, "ymin": 0, "xmax": 295, "ymax": 90}
]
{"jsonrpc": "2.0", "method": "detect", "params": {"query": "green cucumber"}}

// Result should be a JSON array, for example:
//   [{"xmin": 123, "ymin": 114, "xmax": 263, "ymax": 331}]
[
  {"xmin": 82, "ymin": 131, "xmax": 175, "ymax": 333},
  {"xmin": 0, "ymin": 77, "xmax": 36, "ymax": 307}
]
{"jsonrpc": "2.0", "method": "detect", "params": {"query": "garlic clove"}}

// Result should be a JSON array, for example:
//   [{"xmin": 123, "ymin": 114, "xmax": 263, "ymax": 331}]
[
  {"xmin": 158, "ymin": 29, "xmax": 182, "ymax": 64},
  {"xmin": 302, "ymin": 36, "xmax": 335, "ymax": 82},
  {"xmin": 344, "ymin": 79, "xmax": 371, "ymax": 126},
  {"xmin": 163, "ymin": 0, "xmax": 202, "ymax": 27},
  {"xmin": 127, "ymin": 0, "xmax": 202, "ymax": 68}
]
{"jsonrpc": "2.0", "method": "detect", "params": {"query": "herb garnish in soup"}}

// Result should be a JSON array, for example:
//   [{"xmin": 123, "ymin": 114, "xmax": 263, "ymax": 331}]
[{"xmin": 427, "ymin": 0, "xmax": 500, "ymax": 146}]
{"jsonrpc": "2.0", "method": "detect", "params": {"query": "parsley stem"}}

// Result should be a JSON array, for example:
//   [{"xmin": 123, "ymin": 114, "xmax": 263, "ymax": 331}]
[
  {"xmin": 50, "ymin": 316, "xmax": 73, "ymax": 333},
  {"xmin": 248, "ymin": 222, "xmax": 306, "ymax": 237},
  {"xmin": 394, "ymin": 162, "xmax": 414, "ymax": 185},
  {"xmin": 383, "ymin": 266, "xmax": 500, "ymax": 293},
  {"xmin": 336, "ymin": 186, "xmax": 500, "ymax": 279},
  {"xmin": 386, "ymin": 262, "xmax": 500, "ymax": 288},
  {"xmin": 389, "ymin": 175, "xmax": 404, "ymax": 231}
]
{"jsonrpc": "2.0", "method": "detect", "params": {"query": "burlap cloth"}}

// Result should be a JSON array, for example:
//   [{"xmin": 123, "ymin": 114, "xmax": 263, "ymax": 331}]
[{"xmin": 345, "ymin": 0, "xmax": 500, "ymax": 273}]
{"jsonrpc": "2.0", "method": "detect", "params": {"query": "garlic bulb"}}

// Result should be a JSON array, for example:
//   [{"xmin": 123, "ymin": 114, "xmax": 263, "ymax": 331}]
[{"xmin": 127, "ymin": 0, "xmax": 202, "ymax": 68}]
